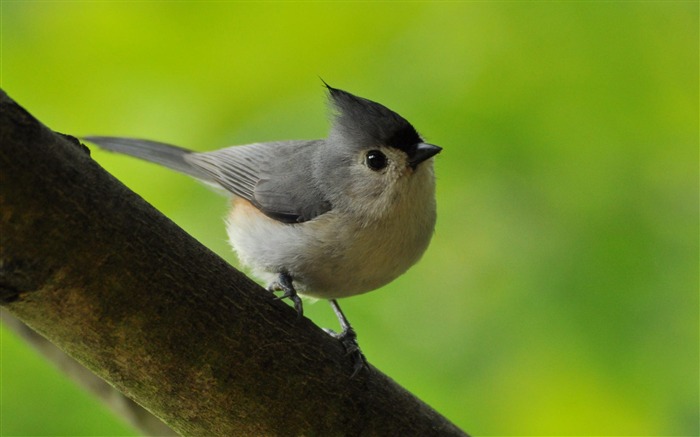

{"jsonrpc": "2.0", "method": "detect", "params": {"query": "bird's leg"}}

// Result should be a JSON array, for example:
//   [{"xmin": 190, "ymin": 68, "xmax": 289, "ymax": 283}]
[
  {"xmin": 267, "ymin": 271, "xmax": 303, "ymax": 318},
  {"xmin": 325, "ymin": 299, "xmax": 368, "ymax": 377}
]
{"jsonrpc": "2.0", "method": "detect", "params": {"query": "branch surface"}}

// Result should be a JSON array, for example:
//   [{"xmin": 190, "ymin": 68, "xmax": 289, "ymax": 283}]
[
  {"xmin": 1, "ymin": 309, "xmax": 177, "ymax": 436},
  {"xmin": 0, "ymin": 90, "xmax": 466, "ymax": 436}
]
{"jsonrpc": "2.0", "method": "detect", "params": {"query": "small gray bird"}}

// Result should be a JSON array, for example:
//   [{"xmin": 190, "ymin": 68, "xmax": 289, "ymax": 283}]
[{"xmin": 85, "ymin": 84, "xmax": 441, "ymax": 375}]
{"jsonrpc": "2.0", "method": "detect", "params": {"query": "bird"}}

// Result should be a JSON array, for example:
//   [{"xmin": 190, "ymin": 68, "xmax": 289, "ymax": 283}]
[{"xmin": 85, "ymin": 83, "xmax": 441, "ymax": 376}]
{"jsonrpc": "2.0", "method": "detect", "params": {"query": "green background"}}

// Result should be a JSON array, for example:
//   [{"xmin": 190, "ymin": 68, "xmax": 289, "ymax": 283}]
[{"xmin": 1, "ymin": 1, "xmax": 697, "ymax": 436}]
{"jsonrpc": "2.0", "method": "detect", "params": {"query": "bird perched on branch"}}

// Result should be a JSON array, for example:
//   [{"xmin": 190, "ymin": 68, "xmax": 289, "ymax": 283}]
[{"xmin": 86, "ymin": 83, "xmax": 441, "ymax": 375}]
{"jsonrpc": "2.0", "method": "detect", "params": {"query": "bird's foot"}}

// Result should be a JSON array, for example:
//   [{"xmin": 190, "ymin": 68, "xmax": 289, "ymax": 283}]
[
  {"xmin": 324, "ymin": 326, "xmax": 368, "ymax": 378},
  {"xmin": 268, "ymin": 272, "xmax": 303, "ymax": 318}
]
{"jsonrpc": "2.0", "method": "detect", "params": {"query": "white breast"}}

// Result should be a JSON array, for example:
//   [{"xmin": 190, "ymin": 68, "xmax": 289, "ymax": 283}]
[{"xmin": 226, "ymin": 163, "xmax": 436, "ymax": 299}]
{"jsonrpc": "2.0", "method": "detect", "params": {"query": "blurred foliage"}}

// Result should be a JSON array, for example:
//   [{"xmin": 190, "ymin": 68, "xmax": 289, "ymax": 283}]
[{"xmin": 1, "ymin": 2, "xmax": 697, "ymax": 436}]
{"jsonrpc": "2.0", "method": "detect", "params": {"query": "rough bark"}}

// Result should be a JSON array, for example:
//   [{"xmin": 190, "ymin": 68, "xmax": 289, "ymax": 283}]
[
  {"xmin": 0, "ymin": 89, "xmax": 466, "ymax": 436},
  {"xmin": 1, "ymin": 309, "xmax": 177, "ymax": 436}
]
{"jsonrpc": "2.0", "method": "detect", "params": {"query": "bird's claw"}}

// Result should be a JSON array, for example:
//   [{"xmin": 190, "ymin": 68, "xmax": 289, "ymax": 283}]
[
  {"xmin": 324, "ymin": 327, "xmax": 368, "ymax": 378},
  {"xmin": 273, "ymin": 288, "xmax": 303, "ymax": 317},
  {"xmin": 268, "ymin": 273, "xmax": 303, "ymax": 318}
]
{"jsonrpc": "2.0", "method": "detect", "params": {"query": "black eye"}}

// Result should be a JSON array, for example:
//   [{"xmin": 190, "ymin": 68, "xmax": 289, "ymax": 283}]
[{"xmin": 365, "ymin": 150, "xmax": 388, "ymax": 171}]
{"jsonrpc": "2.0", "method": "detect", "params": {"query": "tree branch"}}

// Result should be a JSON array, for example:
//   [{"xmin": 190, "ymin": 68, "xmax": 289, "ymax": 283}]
[
  {"xmin": 0, "ymin": 90, "xmax": 466, "ymax": 436},
  {"xmin": 1, "ymin": 309, "xmax": 177, "ymax": 436}
]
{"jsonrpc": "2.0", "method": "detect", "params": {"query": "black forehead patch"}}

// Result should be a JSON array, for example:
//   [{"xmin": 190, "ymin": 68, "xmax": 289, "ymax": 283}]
[{"xmin": 325, "ymin": 84, "xmax": 422, "ymax": 155}]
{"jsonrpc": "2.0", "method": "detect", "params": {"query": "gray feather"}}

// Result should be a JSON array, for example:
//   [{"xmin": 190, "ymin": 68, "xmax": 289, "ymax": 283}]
[
  {"xmin": 84, "ymin": 136, "xmax": 211, "ymax": 181},
  {"xmin": 187, "ymin": 140, "xmax": 331, "ymax": 223},
  {"xmin": 85, "ymin": 136, "xmax": 331, "ymax": 223}
]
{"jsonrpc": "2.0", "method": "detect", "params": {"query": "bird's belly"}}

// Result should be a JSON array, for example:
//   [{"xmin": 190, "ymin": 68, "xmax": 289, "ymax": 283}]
[{"xmin": 226, "ymin": 198, "xmax": 434, "ymax": 299}]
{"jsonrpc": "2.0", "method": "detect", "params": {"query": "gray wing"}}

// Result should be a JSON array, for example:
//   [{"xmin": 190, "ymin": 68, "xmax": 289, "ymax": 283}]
[
  {"xmin": 187, "ymin": 140, "xmax": 331, "ymax": 223},
  {"xmin": 85, "ymin": 136, "xmax": 331, "ymax": 223}
]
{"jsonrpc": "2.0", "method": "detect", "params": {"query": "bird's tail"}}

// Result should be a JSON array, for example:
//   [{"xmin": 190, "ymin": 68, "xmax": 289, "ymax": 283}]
[{"xmin": 84, "ymin": 136, "xmax": 211, "ymax": 181}]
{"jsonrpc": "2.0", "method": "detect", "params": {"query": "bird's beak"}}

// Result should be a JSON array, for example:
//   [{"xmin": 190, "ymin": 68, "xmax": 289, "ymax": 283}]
[{"xmin": 410, "ymin": 143, "xmax": 442, "ymax": 167}]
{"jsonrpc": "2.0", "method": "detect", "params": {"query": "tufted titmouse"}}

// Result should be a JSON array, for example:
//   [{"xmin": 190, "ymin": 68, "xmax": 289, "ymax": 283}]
[{"xmin": 85, "ymin": 84, "xmax": 441, "ymax": 375}]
